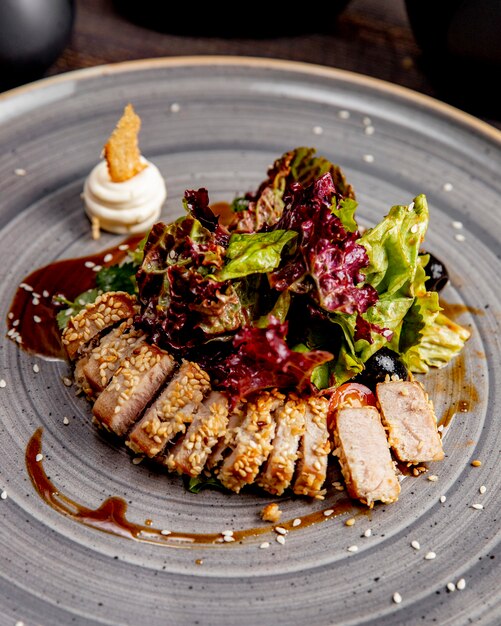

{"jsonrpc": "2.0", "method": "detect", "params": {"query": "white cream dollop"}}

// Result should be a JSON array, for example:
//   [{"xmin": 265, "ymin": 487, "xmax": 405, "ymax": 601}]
[{"xmin": 83, "ymin": 158, "xmax": 167, "ymax": 234}]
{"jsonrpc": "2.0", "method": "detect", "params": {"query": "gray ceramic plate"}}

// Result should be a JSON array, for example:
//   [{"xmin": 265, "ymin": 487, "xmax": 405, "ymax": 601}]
[{"xmin": 0, "ymin": 58, "xmax": 499, "ymax": 626}]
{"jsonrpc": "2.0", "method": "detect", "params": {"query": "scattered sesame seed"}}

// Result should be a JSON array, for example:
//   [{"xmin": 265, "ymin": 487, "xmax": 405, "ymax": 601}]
[
  {"xmin": 260, "ymin": 541, "xmax": 270, "ymax": 549},
  {"xmin": 392, "ymin": 592, "xmax": 402, "ymax": 604},
  {"xmin": 363, "ymin": 116, "xmax": 372, "ymax": 126},
  {"xmin": 428, "ymin": 474, "xmax": 439, "ymax": 482},
  {"xmin": 437, "ymin": 424, "xmax": 444, "ymax": 432},
  {"xmin": 103, "ymin": 253, "xmax": 113, "ymax": 263},
  {"xmin": 338, "ymin": 110, "xmax": 350, "ymax": 119},
  {"xmin": 471, "ymin": 503, "xmax": 484, "ymax": 510},
  {"xmin": 447, "ymin": 582, "xmax": 456, "ymax": 592},
  {"xmin": 33, "ymin": 364, "xmax": 40, "ymax": 373},
  {"xmin": 479, "ymin": 485, "xmax": 487, "ymax": 494},
  {"xmin": 454, "ymin": 233, "xmax": 466, "ymax": 242},
  {"xmin": 312, "ymin": 125, "xmax": 323, "ymax": 135},
  {"xmin": 364, "ymin": 125, "xmax": 375, "ymax": 135},
  {"xmin": 15, "ymin": 621, "xmax": 25, "ymax": 626},
  {"xmin": 33, "ymin": 315, "xmax": 42, "ymax": 323},
  {"xmin": 274, "ymin": 526, "xmax": 287, "ymax": 535},
  {"xmin": 411, "ymin": 540, "xmax": 421, "ymax": 550},
  {"xmin": 63, "ymin": 416, "xmax": 69, "ymax": 425},
  {"xmin": 440, "ymin": 495, "xmax": 447, "ymax": 503},
  {"xmin": 160, "ymin": 529, "xmax": 171, "ymax": 536},
  {"xmin": 410, "ymin": 224, "xmax": 419, "ymax": 233},
  {"xmin": 35, "ymin": 453, "xmax": 43, "ymax": 462},
  {"xmin": 62, "ymin": 376, "xmax": 73, "ymax": 387},
  {"xmin": 132, "ymin": 456, "xmax": 143, "ymax": 464},
  {"xmin": 443, "ymin": 182, "xmax": 453, "ymax": 192},
  {"xmin": 118, "ymin": 244, "xmax": 129, "ymax": 251},
  {"xmin": 347, "ymin": 545, "xmax": 358, "ymax": 553},
  {"xmin": 323, "ymin": 509, "xmax": 334, "ymax": 517},
  {"xmin": 32, "ymin": 297, "xmax": 40, "ymax": 306},
  {"xmin": 456, "ymin": 578, "xmax": 466, "ymax": 590},
  {"xmin": 15, "ymin": 168, "xmax": 27, "ymax": 176},
  {"xmin": 1, "ymin": 490, "xmax": 7, "ymax": 500},
  {"xmin": 452, "ymin": 221, "xmax": 463, "ymax": 229},
  {"xmin": 222, "ymin": 530, "xmax": 234, "ymax": 537},
  {"xmin": 43, "ymin": 290, "xmax": 49, "ymax": 298},
  {"xmin": 12, "ymin": 320, "xmax": 19, "ymax": 327},
  {"xmin": 407, "ymin": 201, "xmax": 415, "ymax": 211},
  {"xmin": 20, "ymin": 283, "xmax": 33, "ymax": 292},
  {"xmin": 363, "ymin": 154, "xmax": 375, "ymax": 163},
  {"xmin": 345, "ymin": 518, "xmax": 356, "ymax": 527},
  {"xmin": 424, "ymin": 551, "xmax": 436, "ymax": 560},
  {"xmin": 92, "ymin": 265, "xmax": 102, "ymax": 272},
  {"xmin": 276, "ymin": 535, "xmax": 286, "ymax": 545},
  {"xmin": 223, "ymin": 535, "xmax": 235, "ymax": 542},
  {"xmin": 84, "ymin": 261, "xmax": 96, "ymax": 268},
  {"xmin": 170, "ymin": 102, "xmax": 181, "ymax": 113},
  {"xmin": 363, "ymin": 528, "xmax": 372, "ymax": 538},
  {"xmin": 0, "ymin": 379, "xmax": 6, "ymax": 388},
  {"xmin": 471, "ymin": 459, "xmax": 482, "ymax": 467},
  {"xmin": 8, "ymin": 312, "xmax": 14, "ymax": 319},
  {"xmin": 292, "ymin": 518, "xmax": 302, "ymax": 527}
]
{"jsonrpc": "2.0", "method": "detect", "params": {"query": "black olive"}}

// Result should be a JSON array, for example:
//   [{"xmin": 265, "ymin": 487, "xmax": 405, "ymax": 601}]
[
  {"xmin": 424, "ymin": 253, "xmax": 449, "ymax": 292},
  {"xmin": 359, "ymin": 348, "xmax": 409, "ymax": 389}
]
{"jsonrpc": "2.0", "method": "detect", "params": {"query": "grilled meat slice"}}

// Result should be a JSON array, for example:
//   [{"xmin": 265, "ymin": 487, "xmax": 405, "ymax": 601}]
[
  {"xmin": 293, "ymin": 396, "xmax": 331, "ymax": 499},
  {"xmin": 376, "ymin": 380, "xmax": 444, "ymax": 463},
  {"xmin": 62, "ymin": 291, "xmax": 137, "ymax": 361},
  {"xmin": 206, "ymin": 404, "xmax": 246, "ymax": 471},
  {"xmin": 126, "ymin": 361, "xmax": 211, "ymax": 458},
  {"xmin": 92, "ymin": 342, "xmax": 174, "ymax": 436},
  {"xmin": 333, "ymin": 405, "xmax": 400, "ymax": 506},
  {"xmin": 257, "ymin": 394, "xmax": 306, "ymax": 496},
  {"xmin": 164, "ymin": 392, "xmax": 229, "ymax": 476},
  {"xmin": 218, "ymin": 390, "xmax": 285, "ymax": 493},
  {"xmin": 75, "ymin": 321, "xmax": 144, "ymax": 398}
]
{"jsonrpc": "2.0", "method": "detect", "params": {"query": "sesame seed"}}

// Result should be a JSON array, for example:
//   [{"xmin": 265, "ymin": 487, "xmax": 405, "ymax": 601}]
[
  {"xmin": 0, "ymin": 379, "xmax": 6, "ymax": 388},
  {"xmin": 15, "ymin": 168, "xmax": 27, "ymax": 176},
  {"xmin": 447, "ymin": 582, "xmax": 456, "ymax": 592},
  {"xmin": 160, "ymin": 529, "xmax": 171, "ymax": 536},
  {"xmin": 118, "ymin": 244, "xmax": 129, "ymax": 251},
  {"xmin": 440, "ymin": 495, "xmax": 447, "ymax": 503},
  {"xmin": 132, "ymin": 456, "xmax": 143, "ymax": 465},
  {"xmin": 471, "ymin": 503, "xmax": 484, "ymax": 510},
  {"xmin": 1, "ymin": 490, "xmax": 7, "ymax": 500},
  {"xmin": 323, "ymin": 509, "xmax": 334, "ymax": 517},
  {"xmin": 456, "ymin": 578, "xmax": 466, "ymax": 590},
  {"xmin": 170, "ymin": 102, "xmax": 181, "ymax": 113},
  {"xmin": 33, "ymin": 364, "xmax": 40, "ymax": 373},
  {"xmin": 15, "ymin": 621, "xmax": 25, "ymax": 626},
  {"xmin": 437, "ymin": 424, "xmax": 444, "ymax": 432},
  {"xmin": 222, "ymin": 530, "xmax": 234, "ymax": 537},
  {"xmin": 411, "ymin": 540, "xmax": 421, "ymax": 550},
  {"xmin": 452, "ymin": 221, "xmax": 463, "ymax": 229},
  {"xmin": 392, "ymin": 592, "xmax": 402, "ymax": 604},
  {"xmin": 103, "ymin": 253, "xmax": 113, "ymax": 263},
  {"xmin": 312, "ymin": 125, "xmax": 323, "ymax": 135},
  {"xmin": 276, "ymin": 535, "xmax": 286, "ymax": 545},
  {"xmin": 62, "ymin": 377, "xmax": 72, "ymax": 387},
  {"xmin": 93, "ymin": 265, "xmax": 102, "ymax": 272},
  {"xmin": 35, "ymin": 453, "xmax": 43, "ymax": 462},
  {"xmin": 363, "ymin": 154, "xmax": 374, "ymax": 163},
  {"xmin": 428, "ymin": 474, "xmax": 439, "ymax": 482},
  {"xmin": 410, "ymin": 224, "xmax": 419, "ymax": 233},
  {"xmin": 479, "ymin": 485, "xmax": 487, "ymax": 494},
  {"xmin": 443, "ymin": 182, "xmax": 453, "ymax": 192},
  {"xmin": 32, "ymin": 297, "xmax": 40, "ymax": 306},
  {"xmin": 274, "ymin": 526, "xmax": 287, "ymax": 535},
  {"xmin": 345, "ymin": 518, "xmax": 356, "ymax": 527},
  {"xmin": 364, "ymin": 125, "xmax": 375, "ymax": 135},
  {"xmin": 292, "ymin": 518, "xmax": 302, "ymax": 527},
  {"xmin": 43, "ymin": 290, "xmax": 49, "ymax": 298},
  {"xmin": 471, "ymin": 459, "xmax": 482, "ymax": 467},
  {"xmin": 364, "ymin": 529, "xmax": 372, "ymax": 537},
  {"xmin": 363, "ymin": 116, "xmax": 372, "ymax": 126},
  {"xmin": 407, "ymin": 201, "xmax": 415, "ymax": 211},
  {"xmin": 338, "ymin": 110, "xmax": 350, "ymax": 119},
  {"xmin": 33, "ymin": 315, "xmax": 41, "ymax": 323},
  {"xmin": 63, "ymin": 416, "xmax": 69, "ymax": 425},
  {"xmin": 84, "ymin": 261, "xmax": 96, "ymax": 268},
  {"xmin": 20, "ymin": 283, "xmax": 33, "ymax": 292},
  {"xmin": 454, "ymin": 233, "xmax": 466, "ymax": 242},
  {"xmin": 260, "ymin": 541, "xmax": 270, "ymax": 549},
  {"xmin": 8, "ymin": 312, "xmax": 14, "ymax": 319},
  {"xmin": 347, "ymin": 545, "xmax": 358, "ymax": 553},
  {"xmin": 424, "ymin": 551, "xmax": 436, "ymax": 560},
  {"xmin": 223, "ymin": 535, "xmax": 235, "ymax": 542}
]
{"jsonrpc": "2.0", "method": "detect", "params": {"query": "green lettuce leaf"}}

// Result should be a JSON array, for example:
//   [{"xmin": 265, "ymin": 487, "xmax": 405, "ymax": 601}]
[
  {"xmin": 55, "ymin": 288, "xmax": 101, "ymax": 330},
  {"xmin": 332, "ymin": 197, "xmax": 359, "ymax": 233}
]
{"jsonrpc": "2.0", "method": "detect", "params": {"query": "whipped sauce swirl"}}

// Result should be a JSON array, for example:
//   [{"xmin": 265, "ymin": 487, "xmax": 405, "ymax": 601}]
[{"xmin": 83, "ymin": 158, "xmax": 166, "ymax": 234}]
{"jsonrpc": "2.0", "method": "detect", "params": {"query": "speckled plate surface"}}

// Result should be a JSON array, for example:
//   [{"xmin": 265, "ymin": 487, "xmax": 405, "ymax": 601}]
[{"xmin": 0, "ymin": 57, "xmax": 499, "ymax": 626}]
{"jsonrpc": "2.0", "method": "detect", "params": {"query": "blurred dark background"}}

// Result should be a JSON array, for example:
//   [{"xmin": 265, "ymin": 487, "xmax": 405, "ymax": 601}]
[{"xmin": 0, "ymin": 0, "xmax": 500, "ymax": 129}]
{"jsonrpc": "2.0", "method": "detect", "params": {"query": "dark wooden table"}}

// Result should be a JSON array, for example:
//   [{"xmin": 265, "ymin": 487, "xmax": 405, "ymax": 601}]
[{"xmin": 34, "ymin": 0, "xmax": 501, "ymax": 131}]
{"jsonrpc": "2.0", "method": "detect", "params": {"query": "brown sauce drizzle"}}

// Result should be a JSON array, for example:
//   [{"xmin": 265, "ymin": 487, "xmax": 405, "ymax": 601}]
[
  {"xmin": 6, "ymin": 235, "xmax": 143, "ymax": 360},
  {"xmin": 26, "ymin": 428, "xmax": 360, "ymax": 547},
  {"xmin": 437, "ymin": 352, "xmax": 478, "ymax": 430},
  {"xmin": 439, "ymin": 300, "xmax": 484, "ymax": 319}
]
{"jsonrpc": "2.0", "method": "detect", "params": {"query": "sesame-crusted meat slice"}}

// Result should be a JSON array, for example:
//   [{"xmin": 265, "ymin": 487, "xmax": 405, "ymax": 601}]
[
  {"xmin": 205, "ymin": 404, "xmax": 245, "ymax": 471},
  {"xmin": 92, "ymin": 343, "xmax": 174, "ymax": 436},
  {"xmin": 257, "ymin": 394, "xmax": 306, "ymax": 496},
  {"xmin": 126, "ymin": 361, "xmax": 211, "ymax": 458},
  {"xmin": 218, "ymin": 390, "xmax": 285, "ymax": 493},
  {"xmin": 163, "ymin": 392, "xmax": 229, "ymax": 476},
  {"xmin": 333, "ymin": 406, "xmax": 400, "ymax": 506},
  {"xmin": 293, "ymin": 396, "xmax": 331, "ymax": 499},
  {"xmin": 76, "ymin": 320, "xmax": 144, "ymax": 398},
  {"xmin": 62, "ymin": 291, "xmax": 137, "ymax": 361},
  {"xmin": 376, "ymin": 380, "xmax": 444, "ymax": 463}
]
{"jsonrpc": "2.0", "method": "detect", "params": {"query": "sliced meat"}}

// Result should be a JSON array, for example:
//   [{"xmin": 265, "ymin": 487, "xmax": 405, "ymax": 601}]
[
  {"xmin": 206, "ymin": 404, "xmax": 246, "ymax": 471},
  {"xmin": 76, "ymin": 321, "xmax": 144, "ymax": 398},
  {"xmin": 257, "ymin": 394, "xmax": 306, "ymax": 496},
  {"xmin": 376, "ymin": 380, "xmax": 444, "ymax": 463},
  {"xmin": 218, "ymin": 390, "xmax": 285, "ymax": 493},
  {"xmin": 126, "ymin": 361, "xmax": 211, "ymax": 457},
  {"xmin": 163, "ymin": 392, "xmax": 229, "ymax": 476},
  {"xmin": 62, "ymin": 291, "xmax": 137, "ymax": 360},
  {"xmin": 293, "ymin": 396, "xmax": 331, "ymax": 499},
  {"xmin": 333, "ymin": 405, "xmax": 400, "ymax": 506},
  {"xmin": 92, "ymin": 342, "xmax": 174, "ymax": 436}
]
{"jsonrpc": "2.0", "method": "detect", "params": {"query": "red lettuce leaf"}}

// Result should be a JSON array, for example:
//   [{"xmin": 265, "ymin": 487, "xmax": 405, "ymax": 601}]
[{"xmin": 184, "ymin": 188, "xmax": 230, "ymax": 247}]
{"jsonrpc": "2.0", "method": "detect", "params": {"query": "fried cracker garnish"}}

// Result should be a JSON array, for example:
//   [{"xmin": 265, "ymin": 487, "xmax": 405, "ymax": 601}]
[{"xmin": 103, "ymin": 104, "xmax": 147, "ymax": 183}]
